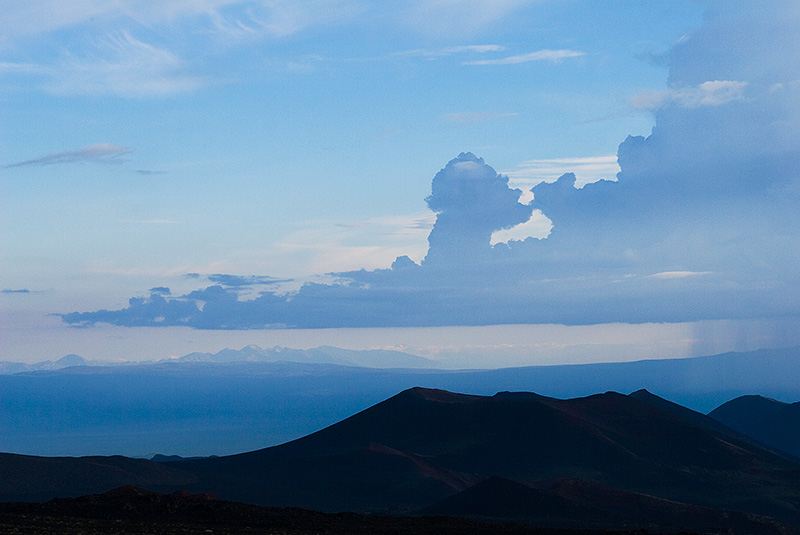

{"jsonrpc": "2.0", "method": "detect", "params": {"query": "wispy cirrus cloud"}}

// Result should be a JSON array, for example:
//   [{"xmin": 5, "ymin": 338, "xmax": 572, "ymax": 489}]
[
  {"xmin": 45, "ymin": 32, "xmax": 205, "ymax": 97},
  {"xmin": 463, "ymin": 49, "xmax": 584, "ymax": 65},
  {"xmin": 393, "ymin": 44, "xmax": 505, "ymax": 59},
  {"xmin": 248, "ymin": 0, "xmax": 368, "ymax": 39},
  {"xmin": 0, "ymin": 61, "xmax": 44, "ymax": 74},
  {"xmin": 0, "ymin": 0, "xmax": 364, "ymax": 45},
  {"xmin": 441, "ymin": 44, "xmax": 505, "ymax": 54},
  {"xmin": 2, "ymin": 1, "xmax": 366, "ymax": 96},
  {"xmin": 0, "ymin": 1, "xmax": 122, "ymax": 44},
  {"xmin": 648, "ymin": 271, "xmax": 713, "ymax": 280},
  {"xmin": 400, "ymin": 0, "xmax": 539, "ymax": 37},
  {"xmin": 3, "ymin": 32, "xmax": 206, "ymax": 97},
  {"xmin": 4, "ymin": 144, "xmax": 132, "ymax": 168},
  {"xmin": 325, "ymin": 44, "xmax": 507, "ymax": 64},
  {"xmin": 120, "ymin": 219, "xmax": 180, "ymax": 225}
]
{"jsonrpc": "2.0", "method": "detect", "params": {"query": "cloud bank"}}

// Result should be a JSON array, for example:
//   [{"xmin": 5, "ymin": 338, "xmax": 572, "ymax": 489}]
[{"xmin": 62, "ymin": 2, "xmax": 800, "ymax": 329}]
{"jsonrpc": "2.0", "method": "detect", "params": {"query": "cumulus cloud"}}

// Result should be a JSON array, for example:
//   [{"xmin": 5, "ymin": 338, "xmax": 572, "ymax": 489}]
[
  {"xmin": 5, "ymin": 144, "xmax": 132, "ymax": 168},
  {"xmin": 62, "ymin": 2, "xmax": 800, "ymax": 329},
  {"xmin": 422, "ymin": 153, "xmax": 532, "ymax": 266},
  {"xmin": 149, "ymin": 287, "xmax": 171, "ymax": 295}
]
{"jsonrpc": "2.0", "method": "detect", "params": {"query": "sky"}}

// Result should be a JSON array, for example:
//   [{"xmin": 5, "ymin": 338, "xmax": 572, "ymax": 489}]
[{"xmin": 2, "ymin": 0, "xmax": 800, "ymax": 366}]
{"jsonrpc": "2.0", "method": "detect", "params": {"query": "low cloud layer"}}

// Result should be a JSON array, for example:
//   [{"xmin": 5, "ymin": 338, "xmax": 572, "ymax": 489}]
[{"xmin": 62, "ymin": 2, "xmax": 800, "ymax": 330}]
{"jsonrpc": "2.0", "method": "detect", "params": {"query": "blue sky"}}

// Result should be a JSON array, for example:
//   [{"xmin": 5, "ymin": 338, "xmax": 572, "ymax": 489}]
[{"xmin": 3, "ymin": 1, "xmax": 800, "ymax": 365}]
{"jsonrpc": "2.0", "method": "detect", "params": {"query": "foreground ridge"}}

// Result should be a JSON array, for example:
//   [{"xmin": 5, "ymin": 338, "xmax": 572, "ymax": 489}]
[
  {"xmin": 2, "ymin": 387, "xmax": 800, "ymax": 534},
  {"xmin": 0, "ymin": 485, "xmax": 682, "ymax": 535}
]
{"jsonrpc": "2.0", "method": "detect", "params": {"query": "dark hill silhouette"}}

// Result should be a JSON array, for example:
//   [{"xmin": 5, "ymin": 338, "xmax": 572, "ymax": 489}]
[
  {"xmin": 628, "ymin": 388, "xmax": 789, "ymax": 455},
  {"xmin": 0, "ymin": 453, "xmax": 197, "ymax": 502},
  {"xmin": 422, "ymin": 475, "xmax": 789, "ymax": 534},
  {"xmin": 420, "ymin": 476, "xmax": 602, "ymax": 525},
  {"xmin": 0, "ymin": 485, "xmax": 677, "ymax": 535},
  {"xmin": 709, "ymin": 395, "xmax": 800, "ymax": 458},
  {"xmin": 3, "ymin": 387, "xmax": 800, "ymax": 532},
  {"xmin": 167, "ymin": 387, "xmax": 800, "ymax": 525}
]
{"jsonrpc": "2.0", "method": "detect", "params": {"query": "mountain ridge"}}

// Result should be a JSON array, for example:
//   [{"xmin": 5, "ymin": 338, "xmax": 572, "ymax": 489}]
[
  {"xmin": 6, "ymin": 345, "xmax": 800, "ymax": 413},
  {"xmin": 3, "ymin": 386, "xmax": 800, "ymax": 533},
  {"xmin": 4, "ymin": 346, "xmax": 800, "ymax": 458},
  {"xmin": 163, "ymin": 387, "xmax": 800, "ymax": 522},
  {"xmin": 0, "ymin": 345, "xmax": 437, "ymax": 374},
  {"xmin": 709, "ymin": 395, "xmax": 800, "ymax": 459}
]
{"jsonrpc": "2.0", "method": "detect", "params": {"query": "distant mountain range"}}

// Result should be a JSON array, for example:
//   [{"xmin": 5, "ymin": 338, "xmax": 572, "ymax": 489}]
[
  {"xmin": 0, "ymin": 353, "xmax": 89, "ymax": 374},
  {"xmin": 3, "ymin": 345, "xmax": 800, "ymax": 457},
  {"xmin": 0, "ymin": 345, "xmax": 437, "ymax": 374},
  {"xmin": 174, "ymin": 344, "xmax": 437, "ymax": 368},
  {"xmin": 2, "ymin": 387, "xmax": 799, "ymax": 534},
  {"xmin": 5, "ymin": 345, "xmax": 800, "ymax": 411}
]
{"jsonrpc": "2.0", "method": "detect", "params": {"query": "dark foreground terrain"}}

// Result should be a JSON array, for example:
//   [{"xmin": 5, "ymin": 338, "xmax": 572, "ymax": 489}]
[
  {"xmin": 3, "ymin": 387, "xmax": 800, "ymax": 534},
  {"xmin": 0, "ymin": 486, "xmax": 682, "ymax": 535}
]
